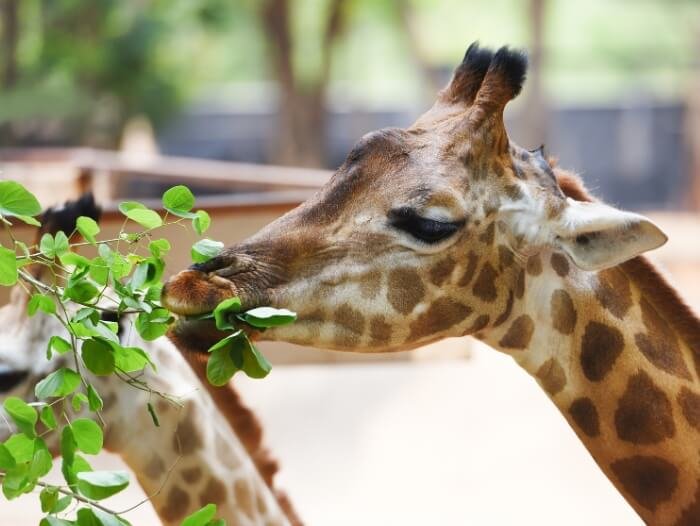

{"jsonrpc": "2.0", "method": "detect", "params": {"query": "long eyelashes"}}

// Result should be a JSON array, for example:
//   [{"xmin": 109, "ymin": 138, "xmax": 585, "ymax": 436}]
[{"xmin": 388, "ymin": 207, "xmax": 465, "ymax": 244}]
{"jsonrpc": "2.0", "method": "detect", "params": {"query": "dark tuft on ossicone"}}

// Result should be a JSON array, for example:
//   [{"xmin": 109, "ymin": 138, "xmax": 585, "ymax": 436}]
[
  {"xmin": 39, "ymin": 192, "xmax": 102, "ymax": 238},
  {"xmin": 489, "ymin": 46, "xmax": 528, "ymax": 97},
  {"xmin": 461, "ymin": 42, "xmax": 494, "ymax": 79}
]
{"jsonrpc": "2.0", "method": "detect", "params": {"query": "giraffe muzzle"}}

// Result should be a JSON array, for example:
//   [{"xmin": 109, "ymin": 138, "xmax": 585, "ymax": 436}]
[{"xmin": 162, "ymin": 269, "xmax": 240, "ymax": 316}]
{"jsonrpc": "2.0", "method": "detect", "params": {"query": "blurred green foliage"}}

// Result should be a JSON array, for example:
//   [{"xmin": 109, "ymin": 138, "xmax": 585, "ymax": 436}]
[{"xmin": 0, "ymin": 0, "xmax": 698, "ymax": 145}]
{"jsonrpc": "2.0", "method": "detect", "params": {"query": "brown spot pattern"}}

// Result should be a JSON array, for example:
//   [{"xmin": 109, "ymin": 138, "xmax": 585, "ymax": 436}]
[
  {"xmin": 515, "ymin": 269, "xmax": 525, "ymax": 299},
  {"xmin": 161, "ymin": 485, "xmax": 191, "ymax": 522},
  {"xmin": 409, "ymin": 297, "xmax": 472, "ymax": 340},
  {"xmin": 492, "ymin": 161, "xmax": 504, "ymax": 177},
  {"xmin": 429, "ymin": 257, "xmax": 457, "ymax": 286},
  {"xmin": 199, "ymin": 477, "xmax": 227, "ymax": 507},
  {"xmin": 498, "ymin": 245, "xmax": 514, "ymax": 269},
  {"xmin": 635, "ymin": 297, "xmax": 691, "ymax": 380},
  {"xmin": 493, "ymin": 290, "xmax": 514, "ymax": 328},
  {"xmin": 594, "ymin": 268, "xmax": 632, "ymax": 319},
  {"xmin": 334, "ymin": 303, "xmax": 366, "ymax": 347},
  {"xmin": 499, "ymin": 315, "xmax": 534, "ymax": 350},
  {"xmin": 550, "ymin": 289, "xmax": 577, "ymax": 335},
  {"xmin": 181, "ymin": 466, "xmax": 203, "ymax": 484},
  {"xmin": 611, "ymin": 455, "xmax": 678, "ymax": 511},
  {"xmin": 568, "ymin": 397, "xmax": 600, "ymax": 437},
  {"xmin": 535, "ymin": 358, "xmax": 567, "ymax": 395},
  {"xmin": 580, "ymin": 321, "xmax": 624, "ymax": 382},
  {"xmin": 174, "ymin": 414, "xmax": 203, "ymax": 455},
  {"xmin": 472, "ymin": 262, "xmax": 498, "ymax": 302},
  {"xmin": 360, "ymin": 270, "xmax": 382, "ymax": 300},
  {"xmin": 387, "ymin": 268, "xmax": 425, "ymax": 314},
  {"xmin": 504, "ymin": 184, "xmax": 523, "ymax": 201},
  {"xmin": 678, "ymin": 387, "xmax": 700, "ymax": 430},
  {"xmin": 614, "ymin": 371, "xmax": 675, "ymax": 444},
  {"xmin": 526, "ymin": 255, "xmax": 542, "ymax": 276},
  {"xmin": 550, "ymin": 253, "xmax": 569, "ymax": 277},
  {"xmin": 465, "ymin": 314, "xmax": 490, "ymax": 334},
  {"xmin": 369, "ymin": 316, "xmax": 392, "ymax": 345},
  {"xmin": 479, "ymin": 222, "xmax": 495, "ymax": 245},
  {"xmin": 144, "ymin": 455, "xmax": 166, "ymax": 480},
  {"xmin": 458, "ymin": 251, "xmax": 479, "ymax": 287}
]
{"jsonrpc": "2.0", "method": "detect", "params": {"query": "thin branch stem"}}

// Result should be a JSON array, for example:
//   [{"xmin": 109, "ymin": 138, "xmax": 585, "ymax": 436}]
[{"xmin": 0, "ymin": 472, "xmax": 121, "ymax": 516}]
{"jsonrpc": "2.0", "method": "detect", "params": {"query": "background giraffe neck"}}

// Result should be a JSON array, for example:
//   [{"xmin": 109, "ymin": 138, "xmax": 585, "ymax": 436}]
[
  {"xmin": 88, "ymin": 336, "xmax": 291, "ymax": 526},
  {"xmin": 483, "ymin": 251, "xmax": 700, "ymax": 525}
]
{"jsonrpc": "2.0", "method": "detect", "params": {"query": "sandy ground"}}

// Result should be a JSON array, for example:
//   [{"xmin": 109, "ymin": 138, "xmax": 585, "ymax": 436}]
[{"xmin": 3, "ymin": 342, "xmax": 642, "ymax": 526}]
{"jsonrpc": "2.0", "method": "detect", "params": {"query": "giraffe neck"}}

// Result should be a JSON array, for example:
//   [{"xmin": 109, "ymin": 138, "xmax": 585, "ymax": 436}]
[
  {"xmin": 482, "ymin": 251, "xmax": 700, "ymax": 525},
  {"xmin": 92, "ymin": 338, "xmax": 289, "ymax": 526}
]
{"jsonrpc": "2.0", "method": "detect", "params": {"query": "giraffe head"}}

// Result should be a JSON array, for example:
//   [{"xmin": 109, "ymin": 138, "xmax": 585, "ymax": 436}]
[
  {"xmin": 0, "ymin": 194, "xmax": 101, "ymax": 411},
  {"xmin": 162, "ymin": 43, "xmax": 667, "ymax": 352}
]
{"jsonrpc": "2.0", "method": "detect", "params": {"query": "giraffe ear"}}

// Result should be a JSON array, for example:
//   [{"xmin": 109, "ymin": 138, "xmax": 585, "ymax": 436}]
[{"xmin": 552, "ymin": 199, "xmax": 668, "ymax": 271}]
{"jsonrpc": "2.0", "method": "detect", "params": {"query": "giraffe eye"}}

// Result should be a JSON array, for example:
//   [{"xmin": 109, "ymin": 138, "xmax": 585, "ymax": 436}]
[{"xmin": 388, "ymin": 207, "xmax": 464, "ymax": 244}]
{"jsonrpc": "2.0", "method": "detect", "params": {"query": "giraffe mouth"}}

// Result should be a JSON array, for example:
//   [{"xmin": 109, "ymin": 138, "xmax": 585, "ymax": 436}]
[{"xmin": 161, "ymin": 269, "xmax": 239, "ymax": 316}]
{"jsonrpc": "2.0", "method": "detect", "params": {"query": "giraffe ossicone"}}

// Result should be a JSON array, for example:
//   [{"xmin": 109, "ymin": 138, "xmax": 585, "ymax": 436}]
[{"xmin": 163, "ymin": 42, "xmax": 699, "ymax": 525}]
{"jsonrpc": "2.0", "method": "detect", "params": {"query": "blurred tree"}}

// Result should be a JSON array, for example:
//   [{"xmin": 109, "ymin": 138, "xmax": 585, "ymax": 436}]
[
  {"xmin": 261, "ymin": 0, "xmax": 348, "ymax": 167},
  {"xmin": 0, "ymin": 0, "xmax": 234, "ymax": 148}
]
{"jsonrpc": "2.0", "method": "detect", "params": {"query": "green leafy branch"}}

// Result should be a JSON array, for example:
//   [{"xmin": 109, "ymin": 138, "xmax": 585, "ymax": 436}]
[{"xmin": 0, "ymin": 181, "xmax": 295, "ymax": 526}]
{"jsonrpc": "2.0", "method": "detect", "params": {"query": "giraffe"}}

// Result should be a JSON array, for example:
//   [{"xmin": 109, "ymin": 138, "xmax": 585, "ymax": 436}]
[
  {"xmin": 162, "ymin": 43, "xmax": 700, "ymax": 525},
  {"xmin": 0, "ymin": 196, "xmax": 301, "ymax": 525}
]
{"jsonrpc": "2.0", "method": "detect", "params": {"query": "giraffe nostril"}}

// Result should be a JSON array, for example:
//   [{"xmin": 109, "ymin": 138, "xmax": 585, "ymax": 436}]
[{"xmin": 189, "ymin": 255, "xmax": 231, "ymax": 273}]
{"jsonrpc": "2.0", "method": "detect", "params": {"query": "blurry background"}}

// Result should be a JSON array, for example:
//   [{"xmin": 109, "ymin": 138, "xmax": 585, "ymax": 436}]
[{"xmin": 1, "ymin": 1, "xmax": 699, "ymax": 525}]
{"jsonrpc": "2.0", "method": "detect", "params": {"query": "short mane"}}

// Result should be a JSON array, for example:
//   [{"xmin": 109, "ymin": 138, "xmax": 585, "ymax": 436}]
[{"xmin": 554, "ymin": 166, "xmax": 700, "ymax": 373}]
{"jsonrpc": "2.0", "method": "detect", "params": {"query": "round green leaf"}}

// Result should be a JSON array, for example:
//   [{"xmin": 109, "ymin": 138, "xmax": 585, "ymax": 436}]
[
  {"xmin": 3, "ymin": 397, "xmax": 38, "ymax": 437},
  {"xmin": 162, "ymin": 185, "xmax": 195, "ymax": 215},
  {"xmin": 135, "ymin": 309, "xmax": 172, "ymax": 341},
  {"xmin": 117, "ymin": 201, "xmax": 146, "ymax": 215},
  {"xmin": 0, "ymin": 245, "xmax": 18, "ymax": 286},
  {"xmin": 53, "ymin": 231, "xmax": 69, "ymax": 257},
  {"xmin": 125, "ymin": 208, "xmax": 162, "ymax": 229},
  {"xmin": 192, "ymin": 210, "xmax": 211, "ymax": 235},
  {"xmin": 206, "ymin": 345, "xmax": 238, "ymax": 386},
  {"xmin": 40, "ymin": 514, "xmax": 74, "ymax": 526},
  {"xmin": 71, "ymin": 419, "xmax": 103, "ymax": 455},
  {"xmin": 148, "ymin": 238, "xmax": 171, "ymax": 258},
  {"xmin": 27, "ymin": 294, "xmax": 56, "ymax": 316},
  {"xmin": 28, "ymin": 443, "xmax": 52, "ymax": 479},
  {"xmin": 39, "ymin": 233, "xmax": 56, "ymax": 259},
  {"xmin": 82, "ymin": 339, "xmax": 115, "ymax": 376},
  {"xmin": 63, "ymin": 280, "xmax": 99, "ymax": 303},
  {"xmin": 213, "ymin": 297, "xmax": 242, "ymax": 330},
  {"xmin": 0, "ymin": 444, "xmax": 16, "ymax": 469},
  {"xmin": 4, "ymin": 433, "xmax": 34, "ymax": 463},
  {"xmin": 47, "ymin": 336, "xmax": 72, "ymax": 359},
  {"xmin": 0, "ymin": 181, "xmax": 41, "ymax": 217},
  {"xmin": 40, "ymin": 405, "xmax": 57, "ymax": 430},
  {"xmin": 39, "ymin": 486, "xmax": 59, "ymax": 513},
  {"xmin": 113, "ymin": 344, "xmax": 154, "ymax": 373},
  {"xmin": 87, "ymin": 384, "xmax": 103, "ymax": 412},
  {"xmin": 191, "ymin": 238, "xmax": 223, "ymax": 263},
  {"xmin": 76, "ymin": 470, "xmax": 129, "ymax": 500},
  {"xmin": 240, "ymin": 307, "xmax": 297, "ymax": 328},
  {"xmin": 77, "ymin": 507, "xmax": 129, "ymax": 526},
  {"xmin": 35, "ymin": 368, "xmax": 81, "ymax": 399},
  {"xmin": 241, "ymin": 341, "xmax": 272, "ymax": 379},
  {"xmin": 76, "ymin": 216, "xmax": 100, "ymax": 245},
  {"xmin": 14, "ymin": 214, "xmax": 41, "ymax": 227},
  {"xmin": 182, "ymin": 504, "xmax": 217, "ymax": 526}
]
